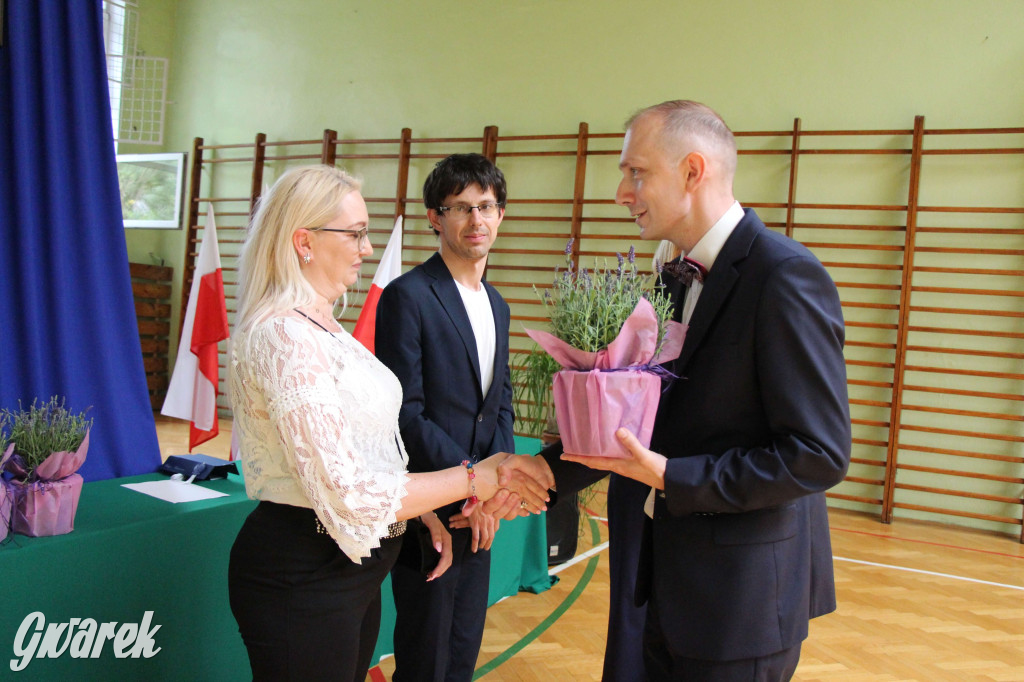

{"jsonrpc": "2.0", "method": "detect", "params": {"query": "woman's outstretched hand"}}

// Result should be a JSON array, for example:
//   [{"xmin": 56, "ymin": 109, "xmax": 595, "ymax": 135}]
[{"xmin": 466, "ymin": 453, "xmax": 555, "ymax": 517}]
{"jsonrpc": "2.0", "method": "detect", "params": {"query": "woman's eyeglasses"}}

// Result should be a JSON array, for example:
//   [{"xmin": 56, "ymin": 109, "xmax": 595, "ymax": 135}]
[{"xmin": 311, "ymin": 226, "xmax": 369, "ymax": 247}]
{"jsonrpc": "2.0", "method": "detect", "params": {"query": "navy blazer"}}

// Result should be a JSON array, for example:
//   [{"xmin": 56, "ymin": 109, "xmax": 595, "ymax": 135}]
[
  {"xmin": 546, "ymin": 209, "xmax": 851, "ymax": 661},
  {"xmin": 375, "ymin": 252, "xmax": 515, "ymax": 518}
]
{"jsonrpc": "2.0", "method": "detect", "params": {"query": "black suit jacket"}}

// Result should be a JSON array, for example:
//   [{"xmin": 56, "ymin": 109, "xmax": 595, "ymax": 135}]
[
  {"xmin": 376, "ymin": 252, "xmax": 515, "ymax": 522},
  {"xmin": 546, "ymin": 209, "xmax": 851, "ymax": 661}
]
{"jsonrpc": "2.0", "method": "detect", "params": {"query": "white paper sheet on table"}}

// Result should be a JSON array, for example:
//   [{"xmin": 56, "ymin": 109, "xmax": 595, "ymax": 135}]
[{"xmin": 122, "ymin": 479, "xmax": 230, "ymax": 503}]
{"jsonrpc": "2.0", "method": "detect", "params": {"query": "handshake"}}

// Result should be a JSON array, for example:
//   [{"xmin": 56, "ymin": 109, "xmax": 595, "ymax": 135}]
[
  {"xmin": 462, "ymin": 451, "xmax": 556, "ymax": 520},
  {"xmin": 462, "ymin": 427, "xmax": 666, "ymax": 519}
]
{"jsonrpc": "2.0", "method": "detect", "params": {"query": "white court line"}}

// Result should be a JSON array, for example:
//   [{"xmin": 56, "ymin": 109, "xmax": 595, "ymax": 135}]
[
  {"xmin": 550, "ymin": 549, "xmax": 1024, "ymax": 591},
  {"xmin": 549, "ymin": 541, "xmax": 610, "ymax": 576},
  {"xmin": 382, "ymin": 534, "xmax": 1021, "ymax": 670},
  {"xmin": 834, "ymin": 556, "xmax": 1024, "ymax": 592},
  {"xmin": 553, "ymin": 516, "xmax": 1024, "ymax": 592}
]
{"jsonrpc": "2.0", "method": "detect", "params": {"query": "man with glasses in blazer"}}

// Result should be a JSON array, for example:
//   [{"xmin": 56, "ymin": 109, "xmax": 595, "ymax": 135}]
[{"xmin": 376, "ymin": 154, "xmax": 515, "ymax": 682}]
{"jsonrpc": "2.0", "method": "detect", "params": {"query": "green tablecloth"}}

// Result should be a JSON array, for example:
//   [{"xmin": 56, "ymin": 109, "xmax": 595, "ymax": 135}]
[{"xmin": 0, "ymin": 452, "xmax": 549, "ymax": 681}]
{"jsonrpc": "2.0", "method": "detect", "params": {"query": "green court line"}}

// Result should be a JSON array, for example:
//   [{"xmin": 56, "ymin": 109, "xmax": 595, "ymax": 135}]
[{"xmin": 473, "ymin": 516, "xmax": 603, "ymax": 679}]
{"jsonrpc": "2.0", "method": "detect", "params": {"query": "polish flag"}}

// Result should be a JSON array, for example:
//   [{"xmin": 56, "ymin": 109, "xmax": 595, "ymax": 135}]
[
  {"xmin": 352, "ymin": 216, "xmax": 403, "ymax": 354},
  {"xmin": 161, "ymin": 205, "xmax": 230, "ymax": 451}
]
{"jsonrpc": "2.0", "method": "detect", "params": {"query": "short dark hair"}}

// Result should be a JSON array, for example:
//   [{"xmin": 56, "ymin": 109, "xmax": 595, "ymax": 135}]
[{"xmin": 423, "ymin": 153, "xmax": 507, "ymax": 212}]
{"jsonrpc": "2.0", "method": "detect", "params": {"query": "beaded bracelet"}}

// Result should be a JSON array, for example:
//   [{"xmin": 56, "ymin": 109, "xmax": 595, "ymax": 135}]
[{"xmin": 461, "ymin": 459, "xmax": 479, "ymax": 505}]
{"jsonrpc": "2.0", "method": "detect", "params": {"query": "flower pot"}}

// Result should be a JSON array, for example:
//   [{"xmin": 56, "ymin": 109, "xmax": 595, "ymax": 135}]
[
  {"xmin": 5, "ymin": 430, "xmax": 89, "ymax": 537},
  {"xmin": 10, "ymin": 474, "xmax": 83, "ymax": 537},
  {"xmin": 0, "ymin": 480, "xmax": 11, "ymax": 543},
  {"xmin": 552, "ymin": 368, "xmax": 662, "ymax": 458},
  {"xmin": 526, "ymin": 298, "xmax": 686, "ymax": 458},
  {"xmin": 0, "ymin": 443, "xmax": 12, "ymax": 541}
]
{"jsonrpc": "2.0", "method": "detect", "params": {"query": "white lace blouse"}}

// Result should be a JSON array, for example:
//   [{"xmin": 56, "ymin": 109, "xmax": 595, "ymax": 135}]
[{"xmin": 228, "ymin": 312, "xmax": 410, "ymax": 563}]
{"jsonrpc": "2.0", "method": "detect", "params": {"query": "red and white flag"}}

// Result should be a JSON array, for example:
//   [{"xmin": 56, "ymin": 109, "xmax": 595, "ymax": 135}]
[
  {"xmin": 161, "ymin": 205, "xmax": 230, "ymax": 451},
  {"xmin": 352, "ymin": 215, "xmax": 403, "ymax": 354}
]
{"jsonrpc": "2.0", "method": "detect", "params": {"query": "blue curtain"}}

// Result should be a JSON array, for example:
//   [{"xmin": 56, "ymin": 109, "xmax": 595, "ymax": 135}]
[{"xmin": 0, "ymin": 0, "xmax": 162, "ymax": 480}]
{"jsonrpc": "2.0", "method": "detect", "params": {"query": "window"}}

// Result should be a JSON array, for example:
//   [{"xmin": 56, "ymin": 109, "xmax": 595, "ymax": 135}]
[{"xmin": 103, "ymin": 1, "xmax": 168, "ymax": 147}]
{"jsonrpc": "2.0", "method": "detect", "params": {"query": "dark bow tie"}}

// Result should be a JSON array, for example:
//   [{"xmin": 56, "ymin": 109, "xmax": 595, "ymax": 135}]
[{"xmin": 661, "ymin": 257, "xmax": 708, "ymax": 286}]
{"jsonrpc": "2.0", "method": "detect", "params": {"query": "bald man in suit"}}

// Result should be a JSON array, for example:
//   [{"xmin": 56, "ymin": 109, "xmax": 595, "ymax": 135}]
[{"xmin": 494, "ymin": 101, "xmax": 851, "ymax": 681}]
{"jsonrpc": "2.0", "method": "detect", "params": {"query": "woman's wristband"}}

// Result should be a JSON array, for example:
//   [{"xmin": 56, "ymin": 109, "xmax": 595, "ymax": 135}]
[{"xmin": 461, "ymin": 459, "xmax": 478, "ymax": 504}]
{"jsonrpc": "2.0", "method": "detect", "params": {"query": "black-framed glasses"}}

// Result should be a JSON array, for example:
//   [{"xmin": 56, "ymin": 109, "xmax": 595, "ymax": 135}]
[
  {"xmin": 437, "ymin": 203, "xmax": 501, "ymax": 220},
  {"xmin": 311, "ymin": 226, "xmax": 369, "ymax": 247}
]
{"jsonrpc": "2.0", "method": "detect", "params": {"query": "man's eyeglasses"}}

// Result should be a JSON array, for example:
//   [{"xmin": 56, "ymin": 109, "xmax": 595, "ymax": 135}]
[
  {"xmin": 437, "ymin": 203, "xmax": 502, "ymax": 220},
  {"xmin": 311, "ymin": 226, "xmax": 369, "ymax": 247}
]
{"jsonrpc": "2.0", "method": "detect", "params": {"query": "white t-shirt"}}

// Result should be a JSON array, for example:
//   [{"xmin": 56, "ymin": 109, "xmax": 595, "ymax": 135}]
[{"xmin": 454, "ymin": 280, "xmax": 496, "ymax": 397}]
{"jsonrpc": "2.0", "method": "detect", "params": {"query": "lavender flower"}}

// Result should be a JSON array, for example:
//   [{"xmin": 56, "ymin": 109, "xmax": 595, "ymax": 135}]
[{"xmin": 533, "ymin": 242, "xmax": 673, "ymax": 353}]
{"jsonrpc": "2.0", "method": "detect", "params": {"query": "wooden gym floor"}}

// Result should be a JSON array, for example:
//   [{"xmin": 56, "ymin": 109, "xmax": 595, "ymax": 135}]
[{"xmin": 156, "ymin": 416, "xmax": 1024, "ymax": 681}]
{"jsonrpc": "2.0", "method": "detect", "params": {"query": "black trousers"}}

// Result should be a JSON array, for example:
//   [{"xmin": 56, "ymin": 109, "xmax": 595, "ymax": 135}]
[
  {"xmin": 390, "ymin": 525, "xmax": 491, "ymax": 682},
  {"xmin": 228, "ymin": 501, "xmax": 402, "ymax": 682},
  {"xmin": 603, "ymin": 473, "xmax": 649, "ymax": 681},
  {"xmin": 643, "ymin": 593, "xmax": 802, "ymax": 682}
]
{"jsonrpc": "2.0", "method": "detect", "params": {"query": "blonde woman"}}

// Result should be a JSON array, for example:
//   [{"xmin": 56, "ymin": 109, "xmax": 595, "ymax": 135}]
[{"xmin": 227, "ymin": 165, "xmax": 553, "ymax": 682}]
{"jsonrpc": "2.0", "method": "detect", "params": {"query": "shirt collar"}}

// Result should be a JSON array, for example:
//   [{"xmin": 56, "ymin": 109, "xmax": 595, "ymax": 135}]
[{"xmin": 685, "ymin": 201, "xmax": 744, "ymax": 272}]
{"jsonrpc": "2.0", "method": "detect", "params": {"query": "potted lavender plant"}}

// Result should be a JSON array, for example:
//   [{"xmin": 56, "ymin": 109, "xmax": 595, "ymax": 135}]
[
  {"xmin": 2, "ymin": 396, "xmax": 91, "ymax": 537},
  {"xmin": 0, "ymin": 412, "xmax": 12, "ymax": 542},
  {"xmin": 526, "ymin": 241, "xmax": 685, "ymax": 458}
]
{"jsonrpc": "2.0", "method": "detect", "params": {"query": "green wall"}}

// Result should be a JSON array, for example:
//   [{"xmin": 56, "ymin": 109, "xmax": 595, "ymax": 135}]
[
  {"xmin": 122, "ymin": 0, "xmax": 1024, "ymax": 532},
  {"xmin": 128, "ymin": 0, "xmax": 1024, "ymax": 305}
]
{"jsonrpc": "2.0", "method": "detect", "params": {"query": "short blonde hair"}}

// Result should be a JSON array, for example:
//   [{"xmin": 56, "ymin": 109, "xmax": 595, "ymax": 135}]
[
  {"xmin": 234, "ymin": 165, "xmax": 361, "ymax": 333},
  {"xmin": 627, "ymin": 100, "xmax": 737, "ymax": 177}
]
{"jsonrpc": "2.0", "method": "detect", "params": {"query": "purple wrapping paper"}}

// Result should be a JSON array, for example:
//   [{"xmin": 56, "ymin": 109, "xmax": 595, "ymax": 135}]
[
  {"xmin": 10, "ymin": 475, "xmax": 83, "ymax": 537},
  {"xmin": 4, "ymin": 431, "xmax": 88, "ymax": 537},
  {"xmin": 551, "ymin": 368, "xmax": 662, "ymax": 458},
  {"xmin": 526, "ymin": 298, "xmax": 685, "ymax": 458},
  {"xmin": 0, "ymin": 444, "xmax": 11, "ymax": 542},
  {"xmin": 0, "ymin": 482, "xmax": 9, "ymax": 543}
]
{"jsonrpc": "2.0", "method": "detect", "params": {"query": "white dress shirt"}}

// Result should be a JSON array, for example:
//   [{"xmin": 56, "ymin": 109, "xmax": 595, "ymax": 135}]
[{"xmin": 678, "ymin": 201, "xmax": 745, "ymax": 324}]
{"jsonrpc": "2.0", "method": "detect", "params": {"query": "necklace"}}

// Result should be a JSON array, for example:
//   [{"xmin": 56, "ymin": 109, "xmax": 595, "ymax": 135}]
[{"xmin": 293, "ymin": 308, "xmax": 341, "ymax": 336}]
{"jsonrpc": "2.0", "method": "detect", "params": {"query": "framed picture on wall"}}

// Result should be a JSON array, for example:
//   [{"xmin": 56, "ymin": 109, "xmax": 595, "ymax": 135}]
[{"xmin": 116, "ymin": 152, "xmax": 187, "ymax": 228}]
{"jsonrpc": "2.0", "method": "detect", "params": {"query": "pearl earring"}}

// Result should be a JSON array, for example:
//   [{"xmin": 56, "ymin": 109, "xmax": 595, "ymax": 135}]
[{"xmin": 303, "ymin": 253, "xmax": 311, "ymax": 264}]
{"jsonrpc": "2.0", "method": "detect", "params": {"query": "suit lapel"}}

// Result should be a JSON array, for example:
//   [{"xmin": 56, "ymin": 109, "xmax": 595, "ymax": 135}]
[
  {"xmin": 674, "ymin": 211, "xmax": 762, "ymax": 372},
  {"xmin": 424, "ymin": 254, "xmax": 483, "ymax": 396},
  {"xmin": 660, "ymin": 269, "xmax": 685, "ymax": 321}
]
